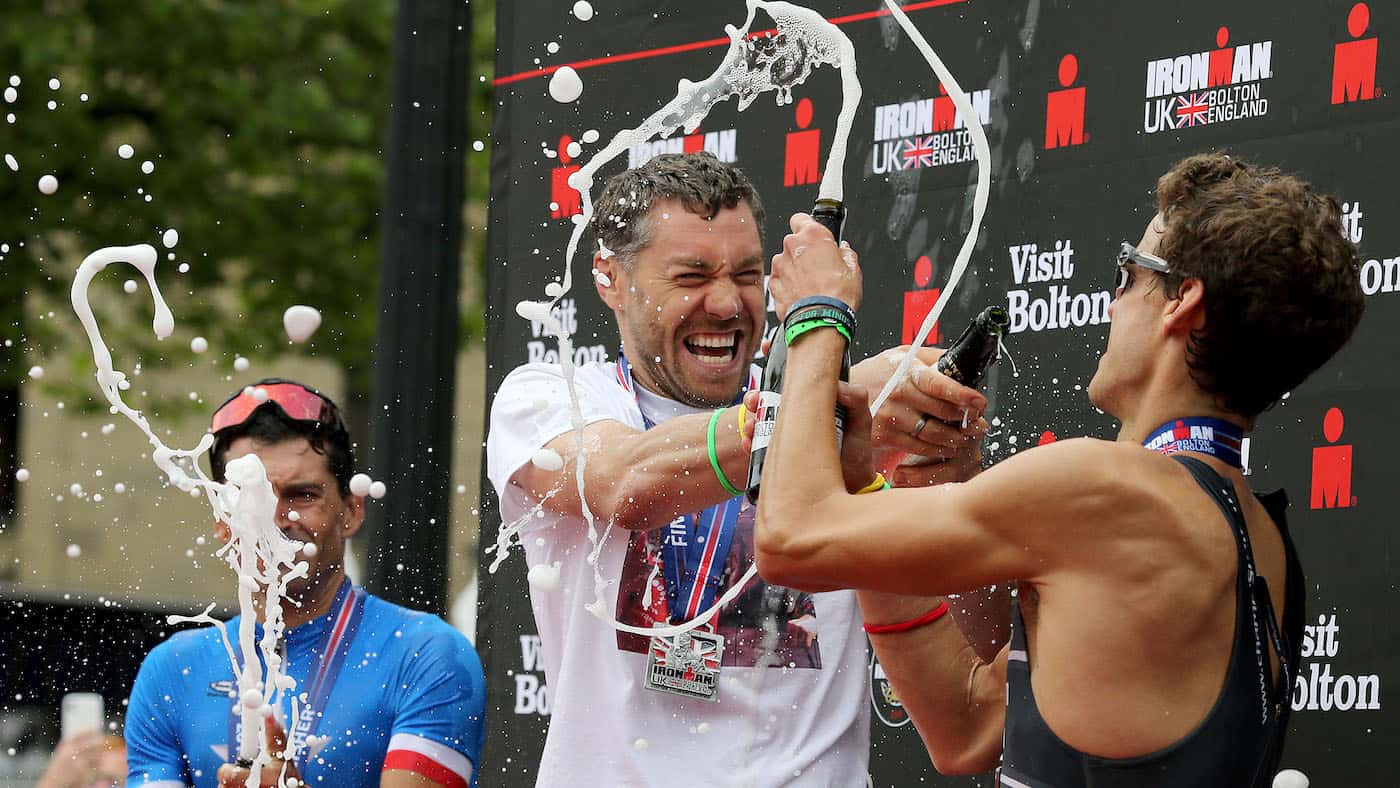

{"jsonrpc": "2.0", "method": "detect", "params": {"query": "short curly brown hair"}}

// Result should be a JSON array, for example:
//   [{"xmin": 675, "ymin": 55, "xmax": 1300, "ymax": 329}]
[
  {"xmin": 591, "ymin": 151, "xmax": 765, "ymax": 267},
  {"xmin": 1153, "ymin": 153, "xmax": 1365, "ymax": 418}
]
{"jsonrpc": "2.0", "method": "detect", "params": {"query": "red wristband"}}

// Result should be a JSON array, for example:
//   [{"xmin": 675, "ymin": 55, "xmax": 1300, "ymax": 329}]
[{"xmin": 863, "ymin": 600, "xmax": 950, "ymax": 635}]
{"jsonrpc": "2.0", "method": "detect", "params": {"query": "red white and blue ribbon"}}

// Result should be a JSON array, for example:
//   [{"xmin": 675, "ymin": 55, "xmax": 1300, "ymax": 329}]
[
  {"xmin": 616, "ymin": 351, "xmax": 752, "ymax": 621},
  {"xmin": 228, "ymin": 578, "xmax": 366, "ymax": 773},
  {"xmin": 1142, "ymin": 417, "xmax": 1245, "ymax": 470}
]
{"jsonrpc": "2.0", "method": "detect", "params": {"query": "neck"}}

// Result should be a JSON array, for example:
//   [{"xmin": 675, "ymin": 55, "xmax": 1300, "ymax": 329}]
[
  {"xmin": 1114, "ymin": 381, "xmax": 1249, "ymax": 446},
  {"xmin": 262, "ymin": 570, "xmax": 345, "ymax": 629}
]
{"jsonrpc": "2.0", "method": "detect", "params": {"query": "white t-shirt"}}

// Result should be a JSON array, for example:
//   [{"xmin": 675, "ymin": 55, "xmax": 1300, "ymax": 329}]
[{"xmin": 487, "ymin": 361, "xmax": 870, "ymax": 788}]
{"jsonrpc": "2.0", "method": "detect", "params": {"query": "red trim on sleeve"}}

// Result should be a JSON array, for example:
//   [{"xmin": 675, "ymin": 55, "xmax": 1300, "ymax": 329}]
[{"xmin": 383, "ymin": 750, "xmax": 468, "ymax": 788}]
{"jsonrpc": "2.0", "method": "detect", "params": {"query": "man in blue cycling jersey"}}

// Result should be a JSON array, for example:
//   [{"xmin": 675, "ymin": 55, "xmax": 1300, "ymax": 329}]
[{"xmin": 125, "ymin": 379, "xmax": 486, "ymax": 788}]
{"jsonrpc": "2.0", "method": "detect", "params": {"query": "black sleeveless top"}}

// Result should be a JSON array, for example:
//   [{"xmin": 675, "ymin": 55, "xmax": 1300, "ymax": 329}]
[{"xmin": 999, "ymin": 456, "xmax": 1304, "ymax": 788}]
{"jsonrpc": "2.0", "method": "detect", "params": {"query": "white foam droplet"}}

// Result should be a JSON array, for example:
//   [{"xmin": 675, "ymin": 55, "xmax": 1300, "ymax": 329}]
[
  {"xmin": 114, "ymin": 482, "xmax": 127, "ymax": 494},
  {"xmin": 37, "ymin": 175, "xmax": 58, "ymax": 195},
  {"xmin": 582, "ymin": 129, "xmax": 600, "ymax": 144},
  {"xmin": 2, "ymin": 87, "xmax": 15, "ymax": 103},
  {"xmin": 302, "ymin": 542, "xmax": 318, "ymax": 557},
  {"xmin": 531, "ymin": 448, "xmax": 564, "ymax": 471},
  {"xmin": 48, "ymin": 78, "xmax": 60, "ymax": 90},
  {"xmin": 190, "ymin": 337, "xmax": 208, "ymax": 353},
  {"xmin": 1273, "ymin": 770, "xmax": 1309, "ymax": 788},
  {"xmin": 252, "ymin": 387, "xmax": 269, "ymax": 402},
  {"xmin": 572, "ymin": 1, "xmax": 594, "ymax": 20},
  {"xmin": 349, "ymin": 473, "xmax": 373, "ymax": 497},
  {"xmin": 162, "ymin": 228, "xmax": 178, "ymax": 249},
  {"xmin": 594, "ymin": 272, "xmax": 612, "ymax": 288},
  {"xmin": 566, "ymin": 141, "xmax": 582, "ymax": 159},
  {"xmin": 472, "ymin": 139, "xmax": 485, "ymax": 151},
  {"xmin": 123, "ymin": 279, "xmax": 138, "ymax": 294},
  {"xmin": 632, "ymin": 738, "xmax": 649, "ymax": 751},
  {"xmin": 117, "ymin": 144, "xmax": 134, "ymax": 160},
  {"xmin": 368, "ymin": 480, "xmax": 387, "ymax": 499},
  {"xmin": 547, "ymin": 42, "xmax": 560, "ymax": 54},
  {"xmin": 696, "ymin": 722, "xmax": 711, "ymax": 734},
  {"xmin": 69, "ymin": 483, "xmax": 83, "ymax": 496},
  {"xmin": 548, "ymin": 66, "xmax": 583, "ymax": 104},
  {"xmin": 287, "ymin": 510, "xmax": 300, "ymax": 522},
  {"xmin": 27, "ymin": 366, "xmax": 43, "ymax": 379},
  {"xmin": 233, "ymin": 357, "xmax": 250, "ymax": 372},
  {"xmin": 527, "ymin": 562, "xmax": 562, "ymax": 592},
  {"xmin": 240, "ymin": 688, "xmax": 264, "ymax": 709},
  {"xmin": 65, "ymin": 544, "xmax": 81, "ymax": 558},
  {"xmin": 101, "ymin": 423, "xmax": 115, "ymax": 435},
  {"xmin": 282, "ymin": 305, "xmax": 322, "ymax": 343},
  {"xmin": 177, "ymin": 263, "xmax": 189, "ymax": 273},
  {"xmin": 14, "ymin": 468, "xmax": 29, "ymax": 482},
  {"xmin": 4, "ymin": 154, "xmax": 16, "ymax": 171},
  {"xmin": 544, "ymin": 282, "xmax": 564, "ymax": 298}
]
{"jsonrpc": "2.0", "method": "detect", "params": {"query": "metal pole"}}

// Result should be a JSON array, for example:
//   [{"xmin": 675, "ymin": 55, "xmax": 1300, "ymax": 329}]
[{"xmin": 363, "ymin": 0, "xmax": 471, "ymax": 614}]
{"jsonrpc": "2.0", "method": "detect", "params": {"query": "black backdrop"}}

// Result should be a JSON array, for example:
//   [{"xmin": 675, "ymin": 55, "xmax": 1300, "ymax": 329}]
[{"xmin": 479, "ymin": 1, "xmax": 1397, "ymax": 784}]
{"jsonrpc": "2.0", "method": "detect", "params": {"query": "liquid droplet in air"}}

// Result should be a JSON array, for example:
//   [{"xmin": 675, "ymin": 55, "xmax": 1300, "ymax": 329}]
[
  {"xmin": 548, "ymin": 66, "xmax": 583, "ymax": 103},
  {"xmin": 368, "ymin": 481, "xmax": 387, "ymax": 499},
  {"xmin": 162, "ymin": 229, "xmax": 178, "ymax": 248},
  {"xmin": 349, "ymin": 473, "xmax": 373, "ymax": 497},
  {"xmin": 117, "ymin": 144, "xmax": 134, "ymax": 159},
  {"xmin": 572, "ymin": 1, "xmax": 594, "ymax": 21},
  {"xmin": 531, "ymin": 448, "xmax": 564, "ymax": 471},
  {"xmin": 190, "ymin": 337, "xmax": 208, "ymax": 353},
  {"xmin": 37, "ymin": 175, "xmax": 58, "ymax": 195},
  {"xmin": 282, "ymin": 305, "xmax": 322, "ymax": 343}
]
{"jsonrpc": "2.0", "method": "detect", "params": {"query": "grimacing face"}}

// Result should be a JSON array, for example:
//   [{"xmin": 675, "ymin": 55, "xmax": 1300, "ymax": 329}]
[
  {"xmin": 216, "ymin": 436, "xmax": 364, "ymax": 600},
  {"xmin": 596, "ymin": 198, "xmax": 766, "ymax": 407},
  {"xmin": 1087, "ymin": 213, "xmax": 1168, "ymax": 419}
]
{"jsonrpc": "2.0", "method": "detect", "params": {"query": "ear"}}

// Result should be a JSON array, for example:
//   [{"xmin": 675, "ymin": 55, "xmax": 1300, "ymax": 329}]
[
  {"xmin": 1162, "ymin": 277, "xmax": 1207, "ymax": 337},
  {"xmin": 593, "ymin": 252, "xmax": 625, "ymax": 312},
  {"xmin": 342, "ymin": 492, "xmax": 366, "ymax": 539}
]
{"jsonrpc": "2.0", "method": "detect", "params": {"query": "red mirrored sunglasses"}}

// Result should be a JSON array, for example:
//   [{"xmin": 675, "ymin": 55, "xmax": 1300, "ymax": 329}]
[{"xmin": 210, "ymin": 379, "xmax": 346, "ymax": 436}]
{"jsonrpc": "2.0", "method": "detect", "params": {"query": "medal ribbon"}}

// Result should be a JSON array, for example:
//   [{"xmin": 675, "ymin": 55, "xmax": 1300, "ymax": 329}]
[
  {"xmin": 616, "ymin": 351, "xmax": 752, "ymax": 620},
  {"xmin": 228, "ymin": 578, "xmax": 366, "ymax": 773},
  {"xmin": 1142, "ymin": 417, "xmax": 1245, "ymax": 470}
]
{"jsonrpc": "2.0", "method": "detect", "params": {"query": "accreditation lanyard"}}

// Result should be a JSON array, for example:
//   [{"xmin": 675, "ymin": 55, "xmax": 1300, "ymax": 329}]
[
  {"xmin": 227, "ymin": 578, "xmax": 366, "ymax": 773},
  {"xmin": 615, "ymin": 352, "xmax": 748, "ymax": 621},
  {"xmin": 1142, "ymin": 417, "xmax": 1245, "ymax": 470}
]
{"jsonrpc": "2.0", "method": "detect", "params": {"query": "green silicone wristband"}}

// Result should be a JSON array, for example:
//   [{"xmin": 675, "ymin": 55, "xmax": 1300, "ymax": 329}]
[
  {"xmin": 786, "ymin": 317, "xmax": 853, "ymax": 348},
  {"xmin": 708, "ymin": 408, "xmax": 742, "ymax": 497}
]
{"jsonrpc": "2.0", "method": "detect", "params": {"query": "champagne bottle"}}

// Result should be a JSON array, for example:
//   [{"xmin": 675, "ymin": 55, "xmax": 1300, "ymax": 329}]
[
  {"xmin": 934, "ymin": 306, "xmax": 1010, "ymax": 388},
  {"xmin": 902, "ymin": 305, "xmax": 1010, "ymax": 466},
  {"xmin": 746, "ymin": 199, "xmax": 850, "ymax": 505}
]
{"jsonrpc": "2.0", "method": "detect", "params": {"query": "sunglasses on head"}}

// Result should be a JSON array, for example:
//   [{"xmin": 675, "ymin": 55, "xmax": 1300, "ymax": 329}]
[
  {"xmin": 1114, "ymin": 241, "xmax": 1173, "ymax": 295},
  {"xmin": 211, "ymin": 378, "xmax": 345, "ymax": 436}
]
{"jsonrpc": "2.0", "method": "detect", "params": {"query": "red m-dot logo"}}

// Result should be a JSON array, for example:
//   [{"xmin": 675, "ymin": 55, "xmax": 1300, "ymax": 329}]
[
  {"xmin": 1310, "ymin": 407, "xmax": 1355, "ymax": 509},
  {"xmin": 1332, "ymin": 2, "xmax": 1380, "ymax": 104},
  {"xmin": 1045, "ymin": 54, "xmax": 1086, "ymax": 149}
]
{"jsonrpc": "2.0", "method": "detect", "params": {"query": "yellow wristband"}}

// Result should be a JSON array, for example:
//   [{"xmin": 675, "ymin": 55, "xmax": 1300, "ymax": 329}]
[
  {"xmin": 855, "ymin": 473, "xmax": 887, "ymax": 495},
  {"xmin": 738, "ymin": 403, "xmax": 747, "ymax": 435}
]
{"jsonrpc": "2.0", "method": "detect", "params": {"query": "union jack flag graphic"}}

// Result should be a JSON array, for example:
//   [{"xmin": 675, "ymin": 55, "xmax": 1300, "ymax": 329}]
[
  {"xmin": 1175, "ymin": 92, "xmax": 1209, "ymax": 127},
  {"xmin": 902, "ymin": 136, "xmax": 937, "ymax": 168}
]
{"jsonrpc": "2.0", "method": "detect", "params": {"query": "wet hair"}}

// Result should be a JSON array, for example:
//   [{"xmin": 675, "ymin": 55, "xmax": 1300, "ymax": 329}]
[
  {"xmin": 590, "ymin": 151, "xmax": 766, "ymax": 266},
  {"xmin": 1153, "ymin": 153, "xmax": 1365, "ymax": 418},
  {"xmin": 209, "ymin": 402, "xmax": 355, "ymax": 496}
]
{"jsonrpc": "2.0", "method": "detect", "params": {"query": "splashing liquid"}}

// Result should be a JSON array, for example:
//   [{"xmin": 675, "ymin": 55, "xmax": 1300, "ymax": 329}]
[
  {"xmin": 505, "ymin": 1, "xmax": 862, "ymax": 641},
  {"xmin": 71, "ymin": 245, "xmax": 308, "ymax": 779}
]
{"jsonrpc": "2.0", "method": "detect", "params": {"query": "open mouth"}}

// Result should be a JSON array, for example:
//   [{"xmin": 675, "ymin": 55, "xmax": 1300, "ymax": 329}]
[{"xmin": 683, "ymin": 330, "xmax": 739, "ymax": 367}]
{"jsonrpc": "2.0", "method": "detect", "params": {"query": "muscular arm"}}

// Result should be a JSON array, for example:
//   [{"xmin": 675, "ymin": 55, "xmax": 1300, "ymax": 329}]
[
  {"xmin": 381, "ymin": 770, "xmax": 443, "ymax": 788},
  {"xmin": 510, "ymin": 406, "xmax": 747, "ymax": 532},
  {"xmin": 754, "ymin": 328, "xmax": 1165, "ymax": 595},
  {"xmin": 860, "ymin": 590, "xmax": 1008, "ymax": 775}
]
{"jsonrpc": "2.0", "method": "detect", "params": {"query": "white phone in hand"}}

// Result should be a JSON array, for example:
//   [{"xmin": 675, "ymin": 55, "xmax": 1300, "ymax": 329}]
[{"xmin": 60, "ymin": 692, "xmax": 104, "ymax": 739}]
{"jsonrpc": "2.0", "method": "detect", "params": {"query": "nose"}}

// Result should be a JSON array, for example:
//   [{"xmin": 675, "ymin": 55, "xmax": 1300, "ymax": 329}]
[{"xmin": 703, "ymin": 278, "xmax": 743, "ymax": 322}]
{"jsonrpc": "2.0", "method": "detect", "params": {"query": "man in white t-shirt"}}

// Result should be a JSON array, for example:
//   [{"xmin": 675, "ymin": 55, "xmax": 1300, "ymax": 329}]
[{"xmin": 487, "ymin": 152, "xmax": 988, "ymax": 786}]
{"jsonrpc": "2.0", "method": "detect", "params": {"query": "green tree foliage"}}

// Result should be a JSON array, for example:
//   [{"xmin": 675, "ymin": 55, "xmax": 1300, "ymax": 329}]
[{"xmin": 0, "ymin": 0, "xmax": 495, "ymax": 406}]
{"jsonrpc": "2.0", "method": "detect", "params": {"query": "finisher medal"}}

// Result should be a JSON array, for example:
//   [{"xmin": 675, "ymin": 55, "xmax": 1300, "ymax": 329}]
[{"xmin": 643, "ymin": 628, "xmax": 726, "ymax": 702}]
